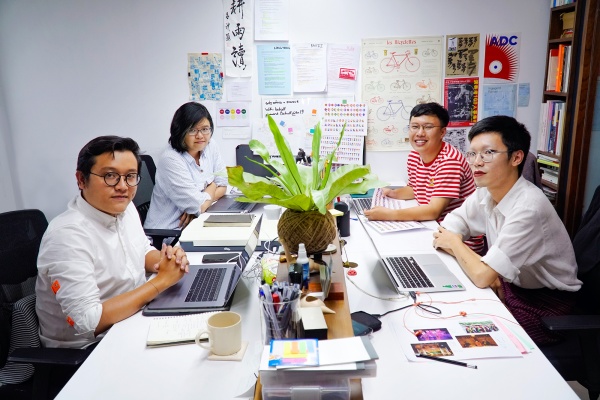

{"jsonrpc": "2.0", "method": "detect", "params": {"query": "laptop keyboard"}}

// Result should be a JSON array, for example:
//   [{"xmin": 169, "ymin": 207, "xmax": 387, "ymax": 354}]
[
  {"xmin": 227, "ymin": 201, "xmax": 251, "ymax": 211},
  {"xmin": 386, "ymin": 256, "xmax": 434, "ymax": 288},
  {"xmin": 353, "ymin": 198, "xmax": 372, "ymax": 215},
  {"xmin": 185, "ymin": 267, "xmax": 226, "ymax": 302}
]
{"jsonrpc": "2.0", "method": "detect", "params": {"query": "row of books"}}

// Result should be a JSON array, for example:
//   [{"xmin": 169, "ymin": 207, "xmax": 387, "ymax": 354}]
[
  {"xmin": 538, "ymin": 100, "xmax": 566, "ymax": 155},
  {"xmin": 551, "ymin": 0, "xmax": 576, "ymax": 7},
  {"xmin": 546, "ymin": 44, "xmax": 572, "ymax": 92}
]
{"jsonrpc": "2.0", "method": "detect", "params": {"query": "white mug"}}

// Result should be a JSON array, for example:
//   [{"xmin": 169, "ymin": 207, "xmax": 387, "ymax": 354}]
[
  {"xmin": 195, "ymin": 311, "xmax": 242, "ymax": 356},
  {"xmin": 264, "ymin": 205, "xmax": 282, "ymax": 220}
]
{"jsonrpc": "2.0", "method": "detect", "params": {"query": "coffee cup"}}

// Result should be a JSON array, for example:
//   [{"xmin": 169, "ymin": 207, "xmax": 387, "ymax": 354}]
[
  {"xmin": 195, "ymin": 311, "xmax": 242, "ymax": 356},
  {"xmin": 264, "ymin": 205, "xmax": 282, "ymax": 220}
]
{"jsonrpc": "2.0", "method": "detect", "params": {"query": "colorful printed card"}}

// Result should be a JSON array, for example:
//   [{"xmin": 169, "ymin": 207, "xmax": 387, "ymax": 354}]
[{"xmin": 268, "ymin": 339, "xmax": 319, "ymax": 368}]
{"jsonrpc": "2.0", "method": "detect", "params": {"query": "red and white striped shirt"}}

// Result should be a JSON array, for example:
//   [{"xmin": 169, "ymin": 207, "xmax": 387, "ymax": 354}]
[{"xmin": 407, "ymin": 142, "xmax": 484, "ymax": 253}]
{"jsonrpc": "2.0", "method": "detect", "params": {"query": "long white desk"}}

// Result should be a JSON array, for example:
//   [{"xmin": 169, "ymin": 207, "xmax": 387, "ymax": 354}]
[
  {"xmin": 56, "ymin": 206, "xmax": 579, "ymax": 400},
  {"xmin": 342, "ymin": 209, "xmax": 578, "ymax": 399}
]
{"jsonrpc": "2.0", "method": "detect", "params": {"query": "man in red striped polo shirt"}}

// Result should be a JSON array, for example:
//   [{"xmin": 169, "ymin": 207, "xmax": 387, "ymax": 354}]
[{"xmin": 365, "ymin": 102, "xmax": 484, "ymax": 253}]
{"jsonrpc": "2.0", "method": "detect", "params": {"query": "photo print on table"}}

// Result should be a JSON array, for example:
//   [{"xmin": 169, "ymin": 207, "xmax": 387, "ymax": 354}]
[
  {"xmin": 413, "ymin": 328, "xmax": 453, "ymax": 342},
  {"xmin": 411, "ymin": 341, "xmax": 454, "ymax": 357},
  {"xmin": 456, "ymin": 334, "xmax": 498, "ymax": 348}
]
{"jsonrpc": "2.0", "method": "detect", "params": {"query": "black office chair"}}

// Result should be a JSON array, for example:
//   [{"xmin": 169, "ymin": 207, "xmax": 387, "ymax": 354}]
[
  {"xmin": 541, "ymin": 185, "xmax": 600, "ymax": 400},
  {"xmin": 235, "ymin": 144, "xmax": 275, "ymax": 178},
  {"xmin": 0, "ymin": 209, "xmax": 90, "ymax": 400},
  {"xmin": 133, "ymin": 154, "xmax": 181, "ymax": 250}
]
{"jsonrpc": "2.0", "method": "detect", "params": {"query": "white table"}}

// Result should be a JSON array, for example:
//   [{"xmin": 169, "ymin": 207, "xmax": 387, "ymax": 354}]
[
  {"xmin": 341, "ymin": 209, "xmax": 578, "ymax": 400},
  {"xmin": 56, "ymin": 206, "xmax": 579, "ymax": 400}
]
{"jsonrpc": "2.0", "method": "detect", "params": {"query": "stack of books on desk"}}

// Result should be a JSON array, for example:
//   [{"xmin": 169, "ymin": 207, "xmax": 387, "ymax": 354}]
[{"xmin": 259, "ymin": 336, "xmax": 378, "ymax": 399}]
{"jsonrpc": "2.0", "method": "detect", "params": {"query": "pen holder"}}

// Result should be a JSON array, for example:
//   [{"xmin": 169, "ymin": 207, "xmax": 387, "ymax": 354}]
[{"xmin": 259, "ymin": 296, "xmax": 300, "ymax": 345}]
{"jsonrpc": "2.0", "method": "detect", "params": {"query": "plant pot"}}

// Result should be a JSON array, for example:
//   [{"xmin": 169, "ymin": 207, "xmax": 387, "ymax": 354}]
[{"xmin": 277, "ymin": 209, "xmax": 337, "ymax": 260}]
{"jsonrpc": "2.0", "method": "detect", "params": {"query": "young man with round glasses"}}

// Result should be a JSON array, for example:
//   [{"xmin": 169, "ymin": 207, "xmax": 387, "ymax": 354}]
[
  {"xmin": 36, "ymin": 136, "xmax": 189, "ymax": 348},
  {"xmin": 144, "ymin": 102, "xmax": 228, "ymax": 231},
  {"xmin": 365, "ymin": 102, "xmax": 484, "ymax": 253},
  {"xmin": 433, "ymin": 116, "xmax": 581, "ymax": 344}
]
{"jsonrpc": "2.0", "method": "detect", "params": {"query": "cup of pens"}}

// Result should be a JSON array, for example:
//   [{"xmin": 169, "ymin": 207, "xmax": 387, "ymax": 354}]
[{"xmin": 259, "ymin": 283, "xmax": 301, "ymax": 345}]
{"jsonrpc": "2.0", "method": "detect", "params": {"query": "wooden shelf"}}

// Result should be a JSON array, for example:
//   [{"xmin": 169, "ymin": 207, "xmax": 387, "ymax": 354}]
[{"xmin": 541, "ymin": 179, "xmax": 559, "ymax": 191}]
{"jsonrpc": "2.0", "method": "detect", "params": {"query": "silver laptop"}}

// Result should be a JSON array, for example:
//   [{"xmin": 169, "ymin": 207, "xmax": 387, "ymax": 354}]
[
  {"xmin": 377, "ymin": 249, "xmax": 465, "ymax": 293},
  {"xmin": 206, "ymin": 195, "xmax": 257, "ymax": 213},
  {"xmin": 143, "ymin": 217, "xmax": 261, "ymax": 316},
  {"xmin": 351, "ymin": 197, "xmax": 372, "ymax": 215}
]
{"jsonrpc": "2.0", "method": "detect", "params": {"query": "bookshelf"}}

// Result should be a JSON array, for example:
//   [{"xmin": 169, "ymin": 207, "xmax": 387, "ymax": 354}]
[{"xmin": 537, "ymin": 0, "xmax": 599, "ymax": 236}]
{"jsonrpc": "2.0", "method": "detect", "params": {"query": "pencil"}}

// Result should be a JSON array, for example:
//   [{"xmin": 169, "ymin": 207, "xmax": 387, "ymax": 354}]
[{"xmin": 416, "ymin": 354, "xmax": 478, "ymax": 369}]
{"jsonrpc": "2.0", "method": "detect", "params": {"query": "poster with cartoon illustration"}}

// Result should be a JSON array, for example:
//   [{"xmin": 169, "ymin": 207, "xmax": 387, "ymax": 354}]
[{"xmin": 483, "ymin": 33, "xmax": 520, "ymax": 84}]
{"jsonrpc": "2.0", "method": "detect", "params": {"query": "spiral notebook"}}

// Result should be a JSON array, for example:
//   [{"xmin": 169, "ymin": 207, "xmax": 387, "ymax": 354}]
[{"xmin": 146, "ymin": 312, "xmax": 219, "ymax": 347}]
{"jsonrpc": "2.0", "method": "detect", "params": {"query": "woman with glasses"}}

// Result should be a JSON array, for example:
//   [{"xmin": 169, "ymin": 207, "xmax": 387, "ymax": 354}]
[{"xmin": 145, "ymin": 102, "xmax": 228, "ymax": 230}]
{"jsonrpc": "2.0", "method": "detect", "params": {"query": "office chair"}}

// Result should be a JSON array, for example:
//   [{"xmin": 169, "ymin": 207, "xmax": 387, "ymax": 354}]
[
  {"xmin": 0, "ymin": 209, "xmax": 90, "ymax": 400},
  {"xmin": 133, "ymin": 154, "xmax": 181, "ymax": 250},
  {"xmin": 541, "ymin": 184, "xmax": 600, "ymax": 400},
  {"xmin": 523, "ymin": 152, "xmax": 542, "ymax": 189},
  {"xmin": 235, "ymin": 144, "xmax": 275, "ymax": 178}
]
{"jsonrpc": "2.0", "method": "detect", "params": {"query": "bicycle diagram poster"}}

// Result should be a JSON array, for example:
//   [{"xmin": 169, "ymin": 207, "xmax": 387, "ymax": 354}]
[{"xmin": 361, "ymin": 36, "xmax": 443, "ymax": 151}]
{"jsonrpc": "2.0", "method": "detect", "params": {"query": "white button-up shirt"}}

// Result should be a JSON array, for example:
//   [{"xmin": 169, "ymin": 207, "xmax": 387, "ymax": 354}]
[
  {"xmin": 36, "ymin": 194, "xmax": 153, "ymax": 348},
  {"xmin": 144, "ymin": 143, "xmax": 228, "ymax": 230},
  {"xmin": 442, "ymin": 177, "xmax": 582, "ymax": 291}
]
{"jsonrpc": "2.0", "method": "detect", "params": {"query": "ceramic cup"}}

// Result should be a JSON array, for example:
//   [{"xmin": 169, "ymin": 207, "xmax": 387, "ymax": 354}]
[
  {"xmin": 195, "ymin": 311, "xmax": 242, "ymax": 356},
  {"xmin": 264, "ymin": 205, "xmax": 282, "ymax": 220}
]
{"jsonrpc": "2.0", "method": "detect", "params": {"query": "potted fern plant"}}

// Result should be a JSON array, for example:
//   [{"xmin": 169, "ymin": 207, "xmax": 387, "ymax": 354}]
[{"xmin": 227, "ymin": 115, "xmax": 385, "ymax": 257}]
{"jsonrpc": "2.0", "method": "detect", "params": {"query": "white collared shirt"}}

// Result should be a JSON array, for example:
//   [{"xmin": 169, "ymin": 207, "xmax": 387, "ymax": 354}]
[
  {"xmin": 442, "ymin": 177, "xmax": 582, "ymax": 290},
  {"xmin": 144, "ymin": 142, "xmax": 228, "ymax": 230},
  {"xmin": 36, "ymin": 194, "xmax": 153, "ymax": 348}
]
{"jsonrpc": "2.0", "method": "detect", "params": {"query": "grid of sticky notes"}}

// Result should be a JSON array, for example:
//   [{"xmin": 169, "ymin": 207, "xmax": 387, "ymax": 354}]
[{"xmin": 268, "ymin": 338, "xmax": 319, "ymax": 367}]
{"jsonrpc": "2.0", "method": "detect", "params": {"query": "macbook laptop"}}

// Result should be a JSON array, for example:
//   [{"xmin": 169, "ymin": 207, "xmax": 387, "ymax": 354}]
[
  {"xmin": 351, "ymin": 197, "xmax": 372, "ymax": 216},
  {"xmin": 377, "ymin": 248, "xmax": 465, "ymax": 293},
  {"xmin": 143, "ymin": 217, "xmax": 261, "ymax": 316},
  {"xmin": 206, "ymin": 195, "xmax": 257, "ymax": 213}
]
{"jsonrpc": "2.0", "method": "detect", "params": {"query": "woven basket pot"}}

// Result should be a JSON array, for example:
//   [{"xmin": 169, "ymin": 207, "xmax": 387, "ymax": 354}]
[{"xmin": 277, "ymin": 209, "xmax": 337, "ymax": 256}]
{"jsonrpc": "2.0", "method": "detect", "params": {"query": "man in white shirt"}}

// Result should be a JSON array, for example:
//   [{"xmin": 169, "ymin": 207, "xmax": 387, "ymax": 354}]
[
  {"xmin": 36, "ymin": 136, "xmax": 189, "ymax": 348},
  {"xmin": 433, "ymin": 116, "xmax": 581, "ymax": 344}
]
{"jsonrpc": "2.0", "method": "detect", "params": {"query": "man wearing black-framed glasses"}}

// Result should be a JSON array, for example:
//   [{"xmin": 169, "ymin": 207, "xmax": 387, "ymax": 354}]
[{"xmin": 36, "ymin": 136, "xmax": 190, "ymax": 348}]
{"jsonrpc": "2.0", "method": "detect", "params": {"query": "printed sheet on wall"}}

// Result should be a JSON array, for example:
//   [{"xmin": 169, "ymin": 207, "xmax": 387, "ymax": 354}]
[{"xmin": 361, "ymin": 36, "xmax": 443, "ymax": 152}]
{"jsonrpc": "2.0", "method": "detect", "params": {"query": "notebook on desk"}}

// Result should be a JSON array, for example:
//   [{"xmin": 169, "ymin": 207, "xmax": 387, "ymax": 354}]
[
  {"xmin": 206, "ymin": 195, "xmax": 257, "ymax": 213},
  {"xmin": 143, "ymin": 218, "xmax": 261, "ymax": 316},
  {"xmin": 377, "ymin": 248, "xmax": 465, "ymax": 293}
]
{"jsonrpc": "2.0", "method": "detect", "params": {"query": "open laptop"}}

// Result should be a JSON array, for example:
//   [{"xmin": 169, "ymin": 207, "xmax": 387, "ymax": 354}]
[
  {"xmin": 143, "ymin": 217, "xmax": 262, "ymax": 316},
  {"xmin": 206, "ymin": 195, "xmax": 257, "ymax": 213},
  {"xmin": 376, "ymin": 247, "xmax": 465, "ymax": 293},
  {"xmin": 351, "ymin": 197, "xmax": 373, "ymax": 216}
]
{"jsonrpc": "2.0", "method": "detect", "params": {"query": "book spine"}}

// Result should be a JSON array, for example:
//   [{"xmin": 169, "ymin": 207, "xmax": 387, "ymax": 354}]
[{"xmin": 555, "ymin": 44, "xmax": 565, "ymax": 92}]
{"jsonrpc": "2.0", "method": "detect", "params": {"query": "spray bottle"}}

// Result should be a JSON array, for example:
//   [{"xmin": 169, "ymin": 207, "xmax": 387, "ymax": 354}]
[{"xmin": 296, "ymin": 243, "xmax": 310, "ymax": 290}]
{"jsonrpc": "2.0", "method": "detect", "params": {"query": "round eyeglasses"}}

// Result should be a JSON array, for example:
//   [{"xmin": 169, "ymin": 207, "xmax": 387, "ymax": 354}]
[
  {"xmin": 407, "ymin": 124, "xmax": 440, "ymax": 133},
  {"xmin": 89, "ymin": 172, "xmax": 141, "ymax": 187},
  {"xmin": 187, "ymin": 127, "xmax": 213, "ymax": 136},
  {"xmin": 465, "ymin": 150, "xmax": 509, "ymax": 164}
]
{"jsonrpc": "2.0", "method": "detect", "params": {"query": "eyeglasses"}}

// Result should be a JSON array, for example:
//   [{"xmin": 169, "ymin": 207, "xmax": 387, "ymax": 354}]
[
  {"xmin": 187, "ymin": 127, "xmax": 213, "ymax": 136},
  {"xmin": 465, "ymin": 150, "xmax": 509, "ymax": 164},
  {"xmin": 89, "ymin": 172, "xmax": 141, "ymax": 187},
  {"xmin": 408, "ymin": 124, "xmax": 441, "ymax": 133}
]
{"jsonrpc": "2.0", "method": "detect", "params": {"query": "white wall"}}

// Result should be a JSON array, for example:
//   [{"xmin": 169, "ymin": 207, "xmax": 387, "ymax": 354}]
[{"xmin": 0, "ymin": 0, "xmax": 550, "ymax": 220}]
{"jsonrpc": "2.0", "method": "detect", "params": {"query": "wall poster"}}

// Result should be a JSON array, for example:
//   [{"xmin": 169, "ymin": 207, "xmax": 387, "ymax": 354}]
[
  {"xmin": 361, "ymin": 36, "xmax": 443, "ymax": 152},
  {"xmin": 444, "ymin": 77, "xmax": 479, "ymax": 127},
  {"xmin": 446, "ymin": 34, "xmax": 480, "ymax": 77}
]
